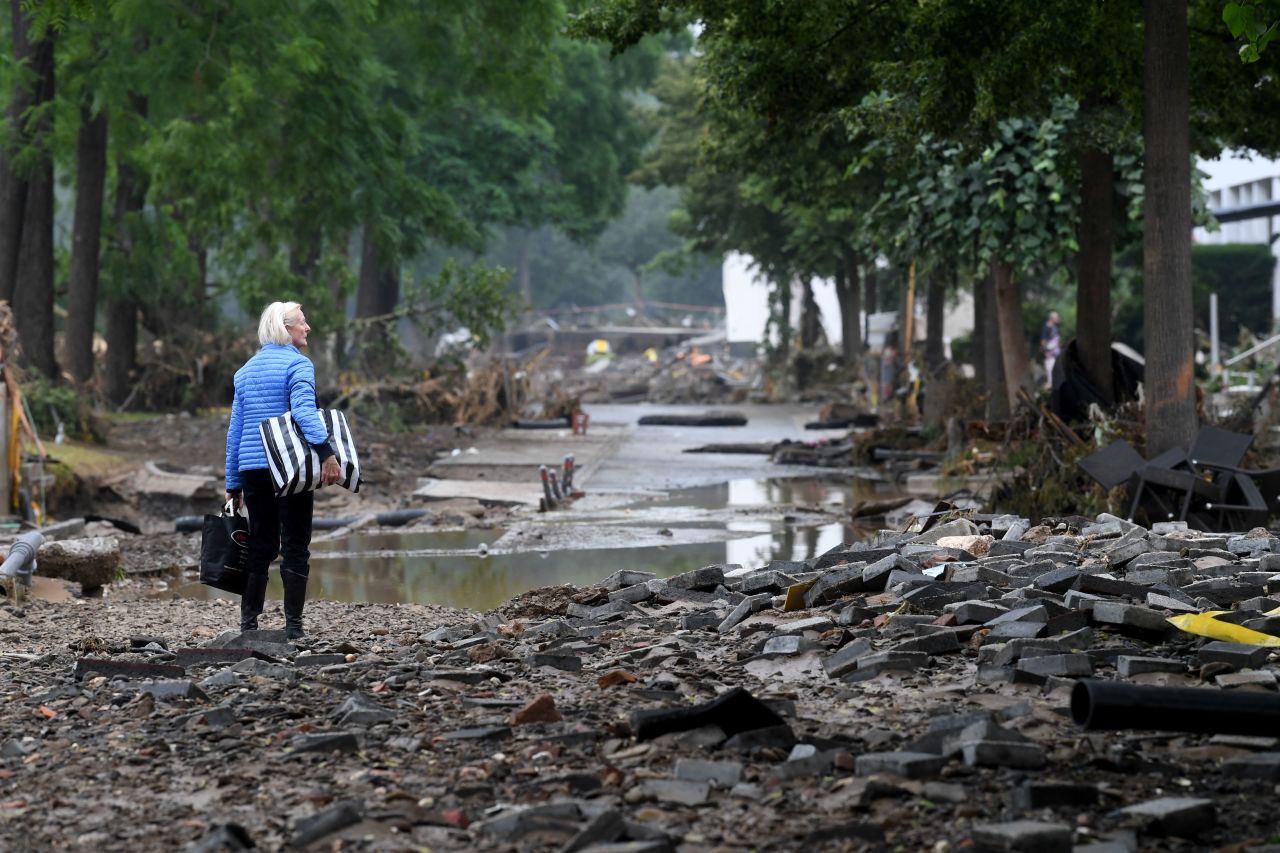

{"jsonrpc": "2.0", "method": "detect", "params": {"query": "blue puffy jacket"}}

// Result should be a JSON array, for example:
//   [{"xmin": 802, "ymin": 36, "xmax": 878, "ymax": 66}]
[{"xmin": 225, "ymin": 343, "xmax": 332, "ymax": 490}]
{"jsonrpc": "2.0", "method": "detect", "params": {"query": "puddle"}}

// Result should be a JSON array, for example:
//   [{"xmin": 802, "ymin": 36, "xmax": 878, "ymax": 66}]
[
  {"xmin": 173, "ymin": 476, "xmax": 903, "ymax": 611},
  {"xmin": 313, "ymin": 528, "xmax": 501, "ymax": 554}
]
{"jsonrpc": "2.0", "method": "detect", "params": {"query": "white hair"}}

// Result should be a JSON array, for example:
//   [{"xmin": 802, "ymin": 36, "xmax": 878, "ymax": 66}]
[{"xmin": 257, "ymin": 301, "xmax": 303, "ymax": 346}]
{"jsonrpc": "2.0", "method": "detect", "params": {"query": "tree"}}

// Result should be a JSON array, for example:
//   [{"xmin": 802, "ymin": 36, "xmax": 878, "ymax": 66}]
[{"xmin": 1144, "ymin": 0, "xmax": 1198, "ymax": 454}]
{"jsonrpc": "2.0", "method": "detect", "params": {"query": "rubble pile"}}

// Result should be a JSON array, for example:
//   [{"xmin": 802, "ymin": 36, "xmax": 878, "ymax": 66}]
[
  {"xmin": 3, "ymin": 513, "xmax": 1280, "ymax": 849},
  {"xmin": 567, "ymin": 347, "xmax": 760, "ymax": 406}
]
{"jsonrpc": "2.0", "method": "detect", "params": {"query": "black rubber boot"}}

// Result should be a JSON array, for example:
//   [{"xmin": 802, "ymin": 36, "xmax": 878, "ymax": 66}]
[
  {"xmin": 240, "ymin": 573, "xmax": 268, "ymax": 632},
  {"xmin": 281, "ymin": 567, "xmax": 309, "ymax": 641}
]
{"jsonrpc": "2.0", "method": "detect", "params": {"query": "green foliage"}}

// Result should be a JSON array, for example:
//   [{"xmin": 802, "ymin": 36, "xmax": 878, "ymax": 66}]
[
  {"xmin": 1192, "ymin": 243, "xmax": 1276, "ymax": 341},
  {"xmin": 22, "ymin": 376, "xmax": 108, "ymax": 443},
  {"xmin": 1224, "ymin": 1, "xmax": 1280, "ymax": 62}
]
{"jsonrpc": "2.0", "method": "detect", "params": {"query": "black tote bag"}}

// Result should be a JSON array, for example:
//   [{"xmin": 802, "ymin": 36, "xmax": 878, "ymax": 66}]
[{"xmin": 199, "ymin": 503, "xmax": 249, "ymax": 595}]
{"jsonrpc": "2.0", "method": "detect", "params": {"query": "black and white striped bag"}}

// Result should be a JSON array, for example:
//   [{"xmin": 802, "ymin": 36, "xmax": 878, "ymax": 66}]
[{"xmin": 259, "ymin": 409, "xmax": 362, "ymax": 496}]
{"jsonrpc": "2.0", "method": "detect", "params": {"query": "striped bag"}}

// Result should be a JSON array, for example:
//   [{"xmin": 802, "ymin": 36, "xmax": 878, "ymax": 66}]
[{"xmin": 259, "ymin": 409, "xmax": 362, "ymax": 496}]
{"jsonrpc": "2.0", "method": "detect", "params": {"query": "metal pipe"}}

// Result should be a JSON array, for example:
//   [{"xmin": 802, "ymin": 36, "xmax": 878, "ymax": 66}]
[
  {"xmin": 0, "ymin": 530, "xmax": 45, "ymax": 586},
  {"xmin": 549, "ymin": 471, "xmax": 563, "ymax": 501},
  {"xmin": 1071, "ymin": 678, "xmax": 1280, "ymax": 736},
  {"xmin": 1225, "ymin": 330, "xmax": 1280, "ymax": 367},
  {"xmin": 1210, "ymin": 292, "xmax": 1220, "ymax": 373},
  {"xmin": 563, "ymin": 455, "xmax": 575, "ymax": 492},
  {"xmin": 539, "ymin": 465, "xmax": 557, "ymax": 509}
]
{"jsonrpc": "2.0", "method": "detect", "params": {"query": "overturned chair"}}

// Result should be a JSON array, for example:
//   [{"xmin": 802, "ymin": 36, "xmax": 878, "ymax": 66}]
[{"xmin": 1077, "ymin": 426, "xmax": 1270, "ymax": 532}]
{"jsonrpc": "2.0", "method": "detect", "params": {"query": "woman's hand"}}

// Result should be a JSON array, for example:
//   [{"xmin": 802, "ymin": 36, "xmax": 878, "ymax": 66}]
[{"xmin": 320, "ymin": 455, "xmax": 342, "ymax": 487}]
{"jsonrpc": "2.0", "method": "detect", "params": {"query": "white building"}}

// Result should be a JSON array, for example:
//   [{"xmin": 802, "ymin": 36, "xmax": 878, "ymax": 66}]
[
  {"xmin": 1195, "ymin": 150, "xmax": 1280, "ymax": 317},
  {"xmin": 722, "ymin": 251, "xmax": 973, "ymax": 355}
]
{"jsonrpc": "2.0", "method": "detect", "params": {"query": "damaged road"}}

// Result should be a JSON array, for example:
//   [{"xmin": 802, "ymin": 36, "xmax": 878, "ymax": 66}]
[{"xmin": 3, "ymin": 512, "xmax": 1280, "ymax": 850}]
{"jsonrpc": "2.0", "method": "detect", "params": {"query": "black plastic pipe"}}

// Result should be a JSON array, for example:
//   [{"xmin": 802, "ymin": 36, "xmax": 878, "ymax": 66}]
[{"xmin": 1071, "ymin": 678, "xmax": 1280, "ymax": 736}]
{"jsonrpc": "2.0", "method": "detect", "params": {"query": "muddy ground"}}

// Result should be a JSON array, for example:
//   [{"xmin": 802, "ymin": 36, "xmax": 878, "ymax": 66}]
[{"xmin": 4, "ymin": 414, "xmax": 1280, "ymax": 852}]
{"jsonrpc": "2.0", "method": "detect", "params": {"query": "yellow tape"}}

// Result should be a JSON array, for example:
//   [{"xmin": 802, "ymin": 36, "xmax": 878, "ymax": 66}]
[{"xmin": 1166, "ymin": 612, "xmax": 1280, "ymax": 647}]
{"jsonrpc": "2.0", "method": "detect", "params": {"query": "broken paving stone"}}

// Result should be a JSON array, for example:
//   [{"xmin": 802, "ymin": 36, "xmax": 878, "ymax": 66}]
[
  {"xmin": 950, "ymin": 600, "xmax": 1009, "ymax": 624},
  {"xmin": 1116, "ymin": 656, "xmax": 1185, "ymax": 677},
  {"xmin": 473, "ymin": 803, "xmax": 581, "ymax": 841},
  {"xmin": 1215, "ymin": 670, "xmax": 1278, "ymax": 689},
  {"xmin": 291, "ymin": 800, "xmax": 363, "ymax": 849},
  {"xmin": 962, "ymin": 740, "xmax": 1046, "ymax": 769},
  {"xmin": 718, "ymin": 593, "xmax": 772, "ymax": 632},
  {"xmin": 737, "ymin": 570, "xmax": 798, "ymax": 595},
  {"xmin": 174, "ymin": 647, "xmax": 274, "ymax": 668},
  {"xmin": 511, "ymin": 694, "xmax": 563, "ymax": 725},
  {"xmin": 598, "ymin": 670, "xmax": 638, "ymax": 688},
  {"xmin": 290, "ymin": 732, "xmax": 360, "ymax": 754},
  {"xmin": 599, "ymin": 570, "xmax": 656, "ymax": 590},
  {"xmin": 890, "ymin": 631, "xmax": 961, "ymax": 656},
  {"xmin": 1014, "ymin": 653, "xmax": 1093, "ymax": 678},
  {"xmin": 854, "ymin": 751, "xmax": 945, "ymax": 779},
  {"xmin": 1222, "ymin": 752, "xmax": 1280, "ymax": 780},
  {"xmin": 673, "ymin": 758, "xmax": 743, "ymax": 786},
  {"xmin": 823, "ymin": 639, "xmax": 874, "ymax": 679},
  {"xmin": 525, "ymin": 652, "xmax": 584, "ymax": 672},
  {"xmin": 971, "ymin": 821, "xmax": 1073, "ymax": 853},
  {"xmin": 1120, "ymin": 797, "xmax": 1215, "ymax": 837},
  {"xmin": 137, "ymin": 680, "xmax": 209, "ymax": 702},
  {"xmin": 637, "ymin": 779, "xmax": 710, "ymax": 806},
  {"xmin": 231, "ymin": 658, "xmax": 296, "ymax": 681},
  {"xmin": 608, "ymin": 584, "xmax": 654, "ymax": 604},
  {"xmin": 759, "ymin": 635, "xmax": 813, "ymax": 656},
  {"xmin": 802, "ymin": 562, "xmax": 871, "ymax": 607},
  {"xmin": 664, "ymin": 565, "xmax": 726, "ymax": 591},
  {"xmin": 1011, "ymin": 782, "xmax": 1099, "ymax": 809},
  {"xmin": 1090, "ymin": 601, "xmax": 1170, "ymax": 634},
  {"xmin": 74, "ymin": 658, "xmax": 185, "ymax": 682},
  {"xmin": 562, "ymin": 809, "xmax": 626, "ymax": 853},
  {"xmin": 333, "ymin": 693, "xmax": 394, "ymax": 726},
  {"xmin": 1197, "ymin": 641, "xmax": 1272, "ymax": 669}
]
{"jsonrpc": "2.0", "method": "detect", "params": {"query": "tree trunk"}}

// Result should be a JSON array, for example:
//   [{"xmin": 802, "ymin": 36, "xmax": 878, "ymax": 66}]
[
  {"xmin": 12, "ymin": 31, "xmax": 56, "ymax": 379},
  {"xmin": 104, "ymin": 150, "xmax": 147, "ymax": 406},
  {"xmin": 833, "ymin": 252, "xmax": 862, "ymax": 365},
  {"xmin": 972, "ymin": 269, "xmax": 987, "ymax": 391},
  {"xmin": 1077, "ymin": 144, "xmax": 1115, "ymax": 405},
  {"xmin": 982, "ymin": 269, "xmax": 1009, "ymax": 420},
  {"xmin": 769, "ymin": 278, "xmax": 793, "ymax": 361},
  {"xmin": 517, "ymin": 230, "xmax": 532, "ymax": 306},
  {"xmin": 0, "ymin": 0, "xmax": 37, "ymax": 305},
  {"xmin": 67, "ymin": 106, "xmax": 108, "ymax": 384},
  {"xmin": 992, "ymin": 259, "xmax": 1030, "ymax": 410},
  {"xmin": 863, "ymin": 264, "xmax": 877, "ymax": 344},
  {"xmin": 1143, "ymin": 0, "xmax": 1197, "ymax": 455},
  {"xmin": 356, "ymin": 227, "xmax": 399, "ymax": 318},
  {"xmin": 925, "ymin": 271, "xmax": 947, "ymax": 372},
  {"xmin": 630, "ymin": 269, "xmax": 646, "ymax": 318},
  {"xmin": 799, "ymin": 279, "xmax": 820, "ymax": 349}
]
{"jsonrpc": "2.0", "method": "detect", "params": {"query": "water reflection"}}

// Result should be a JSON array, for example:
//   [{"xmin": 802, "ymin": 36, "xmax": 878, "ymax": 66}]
[
  {"xmin": 312, "ymin": 528, "xmax": 501, "ymax": 554},
  {"xmin": 172, "ymin": 476, "xmax": 901, "ymax": 611}
]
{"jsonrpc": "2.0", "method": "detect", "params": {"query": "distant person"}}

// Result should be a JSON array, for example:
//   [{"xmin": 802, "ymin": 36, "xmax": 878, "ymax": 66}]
[
  {"xmin": 1040, "ymin": 310, "xmax": 1061, "ymax": 389},
  {"xmin": 225, "ymin": 302, "xmax": 341, "ymax": 639},
  {"xmin": 880, "ymin": 332, "xmax": 899, "ymax": 408}
]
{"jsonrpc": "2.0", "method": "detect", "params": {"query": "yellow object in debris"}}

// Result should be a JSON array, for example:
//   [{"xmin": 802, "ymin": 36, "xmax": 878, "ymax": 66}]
[
  {"xmin": 643, "ymin": 347, "xmax": 658, "ymax": 363},
  {"xmin": 589, "ymin": 338, "xmax": 610, "ymax": 355},
  {"xmin": 1166, "ymin": 611, "xmax": 1280, "ymax": 646},
  {"xmin": 783, "ymin": 580, "xmax": 817, "ymax": 611}
]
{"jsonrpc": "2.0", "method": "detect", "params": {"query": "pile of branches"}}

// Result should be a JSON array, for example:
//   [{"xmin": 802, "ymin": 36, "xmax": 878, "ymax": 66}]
[{"xmin": 325, "ymin": 348, "xmax": 572, "ymax": 429}]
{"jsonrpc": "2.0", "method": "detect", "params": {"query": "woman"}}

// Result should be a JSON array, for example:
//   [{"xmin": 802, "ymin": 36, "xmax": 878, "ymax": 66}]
[{"xmin": 225, "ymin": 302, "xmax": 341, "ymax": 639}]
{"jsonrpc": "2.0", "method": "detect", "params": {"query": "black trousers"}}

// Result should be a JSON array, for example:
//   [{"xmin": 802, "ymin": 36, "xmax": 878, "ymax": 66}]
[{"xmin": 241, "ymin": 469, "xmax": 314, "ymax": 580}]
